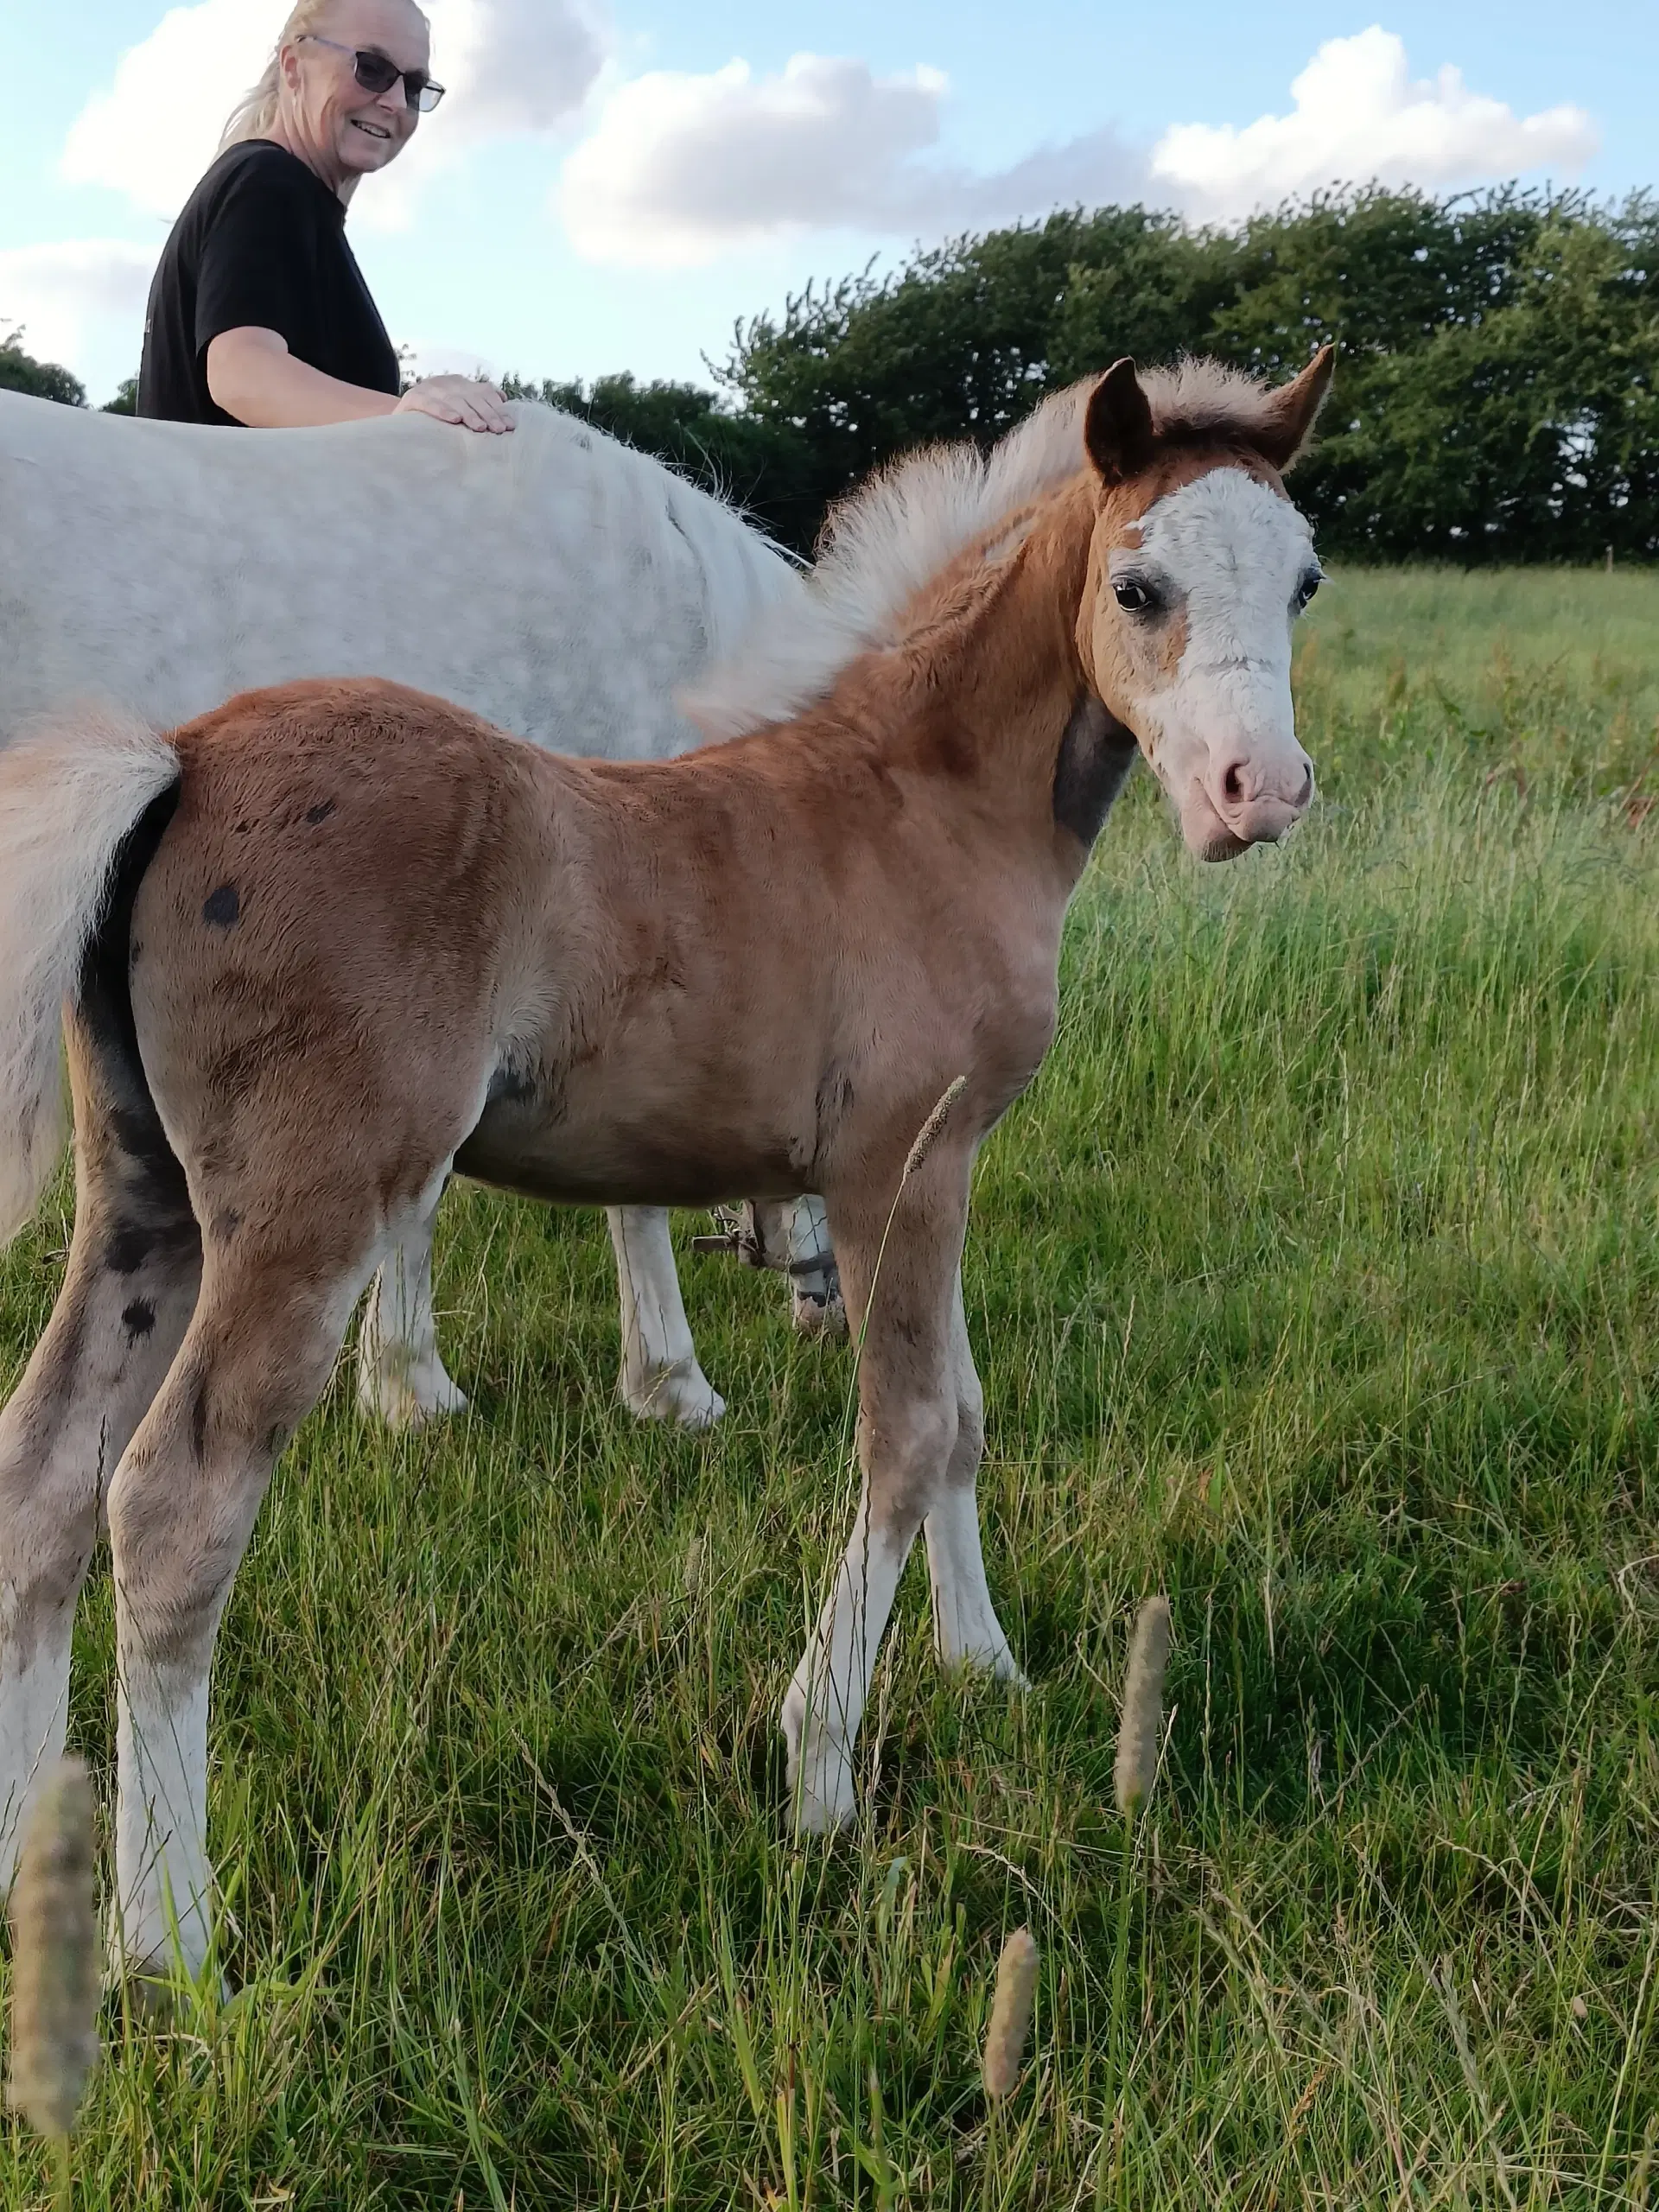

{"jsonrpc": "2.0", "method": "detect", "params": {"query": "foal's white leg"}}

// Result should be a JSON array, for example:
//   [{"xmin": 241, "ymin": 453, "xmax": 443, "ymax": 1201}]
[
  {"xmin": 356, "ymin": 1185, "xmax": 467, "ymax": 1427},
  {"xmin": 2, "ymin": 1029, "xmax": 201, "ymax": 1891},
  {"xmin": 109, "ymin": 1228, "xmax": 383, "ymax": 1985},
  {"xmin": 925, "ymin": 1274, "xmax": 1027, "ymax": 1682},
  {"xmin": 781, "ymin": 1170, "xmax": 968, "ymax": 1832},
  {"xmin": 607, "ymin": 1207, "xmax": 725, "ymax": 1428},
  {"xmin": 781, "ymin": 1485, "xmax": 921, "ymax": 1831}
]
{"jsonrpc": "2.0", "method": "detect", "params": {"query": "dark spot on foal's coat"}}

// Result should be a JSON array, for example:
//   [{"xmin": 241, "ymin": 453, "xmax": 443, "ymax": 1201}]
[
  {"xmin": 1052, "ymin": 695, "xmax": 1139, "ymax": 848},
  {"xmin": 191, "ymin": 1381, "xmax": 209, "ymax": 1461},
  {"xmin": 122, "ymin": 1298, "xmax": 156, "ymax": 1343},
  {"xmin": 107, "ymin": 1222, "xmax": 154, "ymax": 1274},
  {"xmin": 486, "ymin": 1059, "xmax": 537, "ymax": 1107},
  {"xmin": 305, "ymin": 798, "xmax": 336, "ymax": 825},
  {"xmin": 202, "ymin": 882, "xmax": 240, "ymax": 927}
]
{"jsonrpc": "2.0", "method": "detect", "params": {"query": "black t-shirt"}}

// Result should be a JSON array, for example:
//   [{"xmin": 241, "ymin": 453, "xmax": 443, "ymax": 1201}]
[{"xmin": 137, "ymin": 140, "xmax": 399, "ymax": 425}]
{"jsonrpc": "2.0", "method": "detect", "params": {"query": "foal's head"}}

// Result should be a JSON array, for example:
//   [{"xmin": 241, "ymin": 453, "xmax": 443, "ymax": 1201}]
[{"xmin": 1075, "ymin": 349, "xmax": 1333, "ymax": 861}]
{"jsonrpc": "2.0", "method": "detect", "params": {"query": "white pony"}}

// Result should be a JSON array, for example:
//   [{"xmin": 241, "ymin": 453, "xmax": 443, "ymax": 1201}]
[{"xmin": 0, "ymin": 389, "xmax": 836, "ymax": 1427}]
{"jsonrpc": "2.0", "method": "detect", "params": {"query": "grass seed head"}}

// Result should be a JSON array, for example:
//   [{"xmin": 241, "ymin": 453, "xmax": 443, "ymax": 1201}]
[
  {"xmin": 982, "ymin": 1926, "xmax": 1039, "ymax": 2101},
  {"xmin": 8, "ymin": 1756, "xmax": 99, "ymax": 2141},
  {"xmin": 1113, "ymin": 1595, "xmax": 1172, "ymax": 1817},
  {"xmin": 903, "ymin": 1076, "xmax": 969, "ymax": 1179}
]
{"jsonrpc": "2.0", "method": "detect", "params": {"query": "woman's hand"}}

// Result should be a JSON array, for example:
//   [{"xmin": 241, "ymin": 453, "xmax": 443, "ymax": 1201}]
[{"xmin": 394, "ymin": 375, "xmax": 515, "ymax": 434}]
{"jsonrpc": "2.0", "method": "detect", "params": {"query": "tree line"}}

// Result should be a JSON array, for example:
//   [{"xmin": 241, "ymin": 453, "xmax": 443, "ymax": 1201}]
[{"xmin": 10, "ymin": 185, "xmax": 1658, "ymax": 561}]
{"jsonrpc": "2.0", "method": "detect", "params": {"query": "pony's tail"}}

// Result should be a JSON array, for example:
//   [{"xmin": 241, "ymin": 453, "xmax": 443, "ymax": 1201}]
[{"xmin": 0, "ymin": 709, "xmax": 181, "ymax": 1244}]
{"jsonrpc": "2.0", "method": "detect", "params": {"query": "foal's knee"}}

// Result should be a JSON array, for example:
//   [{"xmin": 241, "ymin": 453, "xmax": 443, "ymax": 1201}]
[
  {"xmin": 868, "ymin": 1394, "xmax": 960, "ymax": 1537},
  {"xmin": 0, "ymin": 1452, "xmax": 97, "ymax": 1632}
]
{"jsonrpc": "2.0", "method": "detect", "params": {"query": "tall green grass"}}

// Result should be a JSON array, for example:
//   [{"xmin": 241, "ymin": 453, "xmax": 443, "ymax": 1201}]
[{"xmin": 3, "ymin": 566, "xmax": 1656, "ymax": 2207}]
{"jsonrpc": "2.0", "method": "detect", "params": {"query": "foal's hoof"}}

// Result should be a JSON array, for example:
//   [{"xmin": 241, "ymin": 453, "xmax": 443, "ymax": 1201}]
[
  {"xmin": 359, "ymin": 1358, "xmax": 469, "ymax": 1430},
  {"xmin": 622, "ymin": 1361, "xmax": 726, "ymax": 1429},
  {"xmin": 779, "ymin": 1692, "xmax": 858, "ymax": 1833},
  {"xmin": 791, "ymin": 1287, "xmax": 848, "ymax": 1340}
]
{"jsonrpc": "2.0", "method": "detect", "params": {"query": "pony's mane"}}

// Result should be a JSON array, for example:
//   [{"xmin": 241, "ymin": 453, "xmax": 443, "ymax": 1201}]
[{"xmin": 684, "ymin": 355, "xmax": 1288, "ymax": 739}]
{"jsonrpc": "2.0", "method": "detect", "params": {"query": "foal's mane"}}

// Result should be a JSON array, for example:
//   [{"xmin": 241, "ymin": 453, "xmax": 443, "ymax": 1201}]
[{"xmin": 685, "ymin": 357, "xmax": 1285, "ymax": 740}]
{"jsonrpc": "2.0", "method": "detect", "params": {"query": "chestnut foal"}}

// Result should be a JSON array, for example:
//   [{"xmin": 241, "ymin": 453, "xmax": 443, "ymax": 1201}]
[{"xmin": 0, "ymin": 349, "xmax": 1330, "ymax": 1980}]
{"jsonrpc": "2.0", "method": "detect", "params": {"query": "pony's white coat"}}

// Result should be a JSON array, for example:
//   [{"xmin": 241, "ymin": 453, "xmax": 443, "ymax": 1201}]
[
  {"xmin": 0, "ymin": 391, "xmax": 813, "ymax": 1421},
  {"xmin": 0, "ymin": 395, "xmax": 795, "ymax": 749}
]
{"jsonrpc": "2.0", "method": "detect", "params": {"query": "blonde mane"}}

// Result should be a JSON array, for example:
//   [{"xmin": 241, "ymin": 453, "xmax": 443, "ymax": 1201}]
[{"xmin": 684, "ymin": 356, "xmax": 1291, "ymax": 740}]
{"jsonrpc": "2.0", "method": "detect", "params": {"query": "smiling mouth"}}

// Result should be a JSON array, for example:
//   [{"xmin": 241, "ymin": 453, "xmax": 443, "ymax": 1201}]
[{"xmin": 351, "ymin": 118, "xmax": 392, "ymax": 140}]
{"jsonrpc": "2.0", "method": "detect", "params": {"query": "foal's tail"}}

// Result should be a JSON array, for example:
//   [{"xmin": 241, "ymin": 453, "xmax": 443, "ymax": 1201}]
[{"xmin": 0, "ymin": 707, "xmax": 181, "ymax": 1243}]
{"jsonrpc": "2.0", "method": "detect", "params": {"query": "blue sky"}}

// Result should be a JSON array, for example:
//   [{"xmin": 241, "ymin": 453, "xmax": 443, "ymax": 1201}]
[{"xmin": 2, "ymin": 0, "xmax": 1651, "ymax": 405}]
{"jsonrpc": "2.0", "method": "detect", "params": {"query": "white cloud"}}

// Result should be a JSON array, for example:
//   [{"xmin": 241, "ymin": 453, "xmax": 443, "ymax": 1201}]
[
  {"xmin": 0, "ymin": 241, "xmax": 156, "ymax": 378},
  {"xmin": 556, "ymin": 29, "xmax": 1598, "ymax": 268},
  {"xmin": 1149, "ymin": 28, "xmax": 1597, "ymax": 222},
  {"xmin": 61, "ymin": 0, "xmax": 273, "ymax": 219},
  {"xmin": 559, "ymin": 54, "xmax": 952, "ymax": 266},
  {"xmin": 60, "ymin": 0, "xmax": 605, "ymax": 227}
]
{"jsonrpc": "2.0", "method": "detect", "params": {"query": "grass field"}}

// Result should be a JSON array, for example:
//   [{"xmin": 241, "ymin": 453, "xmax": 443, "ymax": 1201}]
[{"xmin": 3, "ymin": 566, "xmax": 1657, "ymax": 2209}]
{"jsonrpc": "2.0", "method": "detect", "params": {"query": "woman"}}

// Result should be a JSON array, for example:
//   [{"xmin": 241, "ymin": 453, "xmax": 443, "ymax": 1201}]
[{"xmin": 137, "ymin": 0, "xmax": 511, "ymax": 435}]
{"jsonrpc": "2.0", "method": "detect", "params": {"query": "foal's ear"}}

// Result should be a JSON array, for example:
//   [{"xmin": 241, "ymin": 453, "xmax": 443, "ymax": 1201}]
[
  {"xmin": 1084, "ymin": 359, "xmax": 1157, "ymax": 486},
  {"xmin": 1252, "ymin": 345, "xmax": 1336, "ymax": 473}
]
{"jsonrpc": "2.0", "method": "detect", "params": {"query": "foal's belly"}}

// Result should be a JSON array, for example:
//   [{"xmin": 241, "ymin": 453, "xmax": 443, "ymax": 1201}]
[{"xmin": 454, "ymin": 1087, "xmax": 813, "ymax": 1211}]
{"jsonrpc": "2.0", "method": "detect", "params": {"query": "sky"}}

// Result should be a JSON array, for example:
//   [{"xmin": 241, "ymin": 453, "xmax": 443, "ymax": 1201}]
[{"xmin": 1, "ymin": 0, "xmax": 1653, "ymax": 407}]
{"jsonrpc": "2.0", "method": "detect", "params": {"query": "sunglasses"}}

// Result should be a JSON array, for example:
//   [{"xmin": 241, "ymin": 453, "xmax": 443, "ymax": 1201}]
[{"xmin": 298, "ymin": 34, "xmax": 446, "ymax": 111}]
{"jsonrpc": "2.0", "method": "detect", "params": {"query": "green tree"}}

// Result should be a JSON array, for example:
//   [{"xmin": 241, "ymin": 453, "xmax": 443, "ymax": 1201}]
[
  {"xmin": 0, "ymin": 328, "xmax": 86, "ymax": 407},
  {"xmin": 714, "ymin": 186, "xmax": 1659, "ymax": 561}
]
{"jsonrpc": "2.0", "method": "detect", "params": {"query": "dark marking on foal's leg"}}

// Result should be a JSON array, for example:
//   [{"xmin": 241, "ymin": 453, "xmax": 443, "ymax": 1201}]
[
  {"xmin": 190, "ymin": 1380, "xmax": 209, "ymax": 1462},
  {"xmin": 201, "ymin": 882, "xmax": 240, "ymax": 927},
  {"xmin": 305, "ymin": 799, "xmax": 336, "ymax": 826},
  {"xmin": 122, "ymin": 1299, "xmax": 156, "ymax": 1344},
  {"xmin": 107, "ymin": 1223, "xmax": 156, "ymax": 1275},
  {"xmin": 1052, "ymin": 694, "xmax": 1139, "ymax": 849}
]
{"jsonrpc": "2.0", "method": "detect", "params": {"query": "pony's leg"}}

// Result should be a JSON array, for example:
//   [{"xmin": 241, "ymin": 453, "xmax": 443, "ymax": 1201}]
[
  {"xmin": 356, "ymin": 1181, "xmax": 467, "ymax": 1427},
  {"xmin": 0, "ymin": 1017, "xmax": 201, "ymax": 1890},
  {"xmin": 780, "ymin": 1162, "xmax": 967, "ymax": 1831},
  {"xmin": 105, "ymin": 1194, "xmax": 392, "ymax": 1984},
  {"xmin": 786, "ymin": 1196, "xmax": 846, "ymax": 1338},
  {"xmin": 739, "ymin": 1198, "xmax": 844, "ymax": 1337},
  {"xmin": 607, "ymin": 1207, "xmax": 724, "ymax": 1428},
  {"xmin": 923, "ymin": 1272, "xmax": 1027, "ymax": 1683}
]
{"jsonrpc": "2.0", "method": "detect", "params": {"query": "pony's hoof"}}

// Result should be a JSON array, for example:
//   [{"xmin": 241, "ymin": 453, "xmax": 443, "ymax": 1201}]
[
  {"xmin": 791, "ymin": 1287, "xmax": 848, "ymax": 1340},
  {"xmin": 623, "ymin": 1362, "xmax": 726, "ymax": 1429}
]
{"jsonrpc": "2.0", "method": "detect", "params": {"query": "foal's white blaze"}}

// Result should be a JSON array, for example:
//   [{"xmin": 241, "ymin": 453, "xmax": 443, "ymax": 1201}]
[{"xmin": 1116, "ymin": 467, "xmax": 1319, "ymax": 860}]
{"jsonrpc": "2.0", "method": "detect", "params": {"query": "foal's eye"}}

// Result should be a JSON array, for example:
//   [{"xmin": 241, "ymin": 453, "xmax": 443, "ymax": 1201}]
[
  {"xmin": 1295, "ymin": 570, "xmax": 1324, "ymax": 610},
  {"xmin": 1113, "ymin": 577, "xmax": 1156, "ymax": 614}
]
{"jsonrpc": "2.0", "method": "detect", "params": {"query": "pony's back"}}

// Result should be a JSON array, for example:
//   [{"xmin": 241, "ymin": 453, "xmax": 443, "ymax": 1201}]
[{"xmin": 0, "ymin": 392, "xmax": 800, "ymax": 756}]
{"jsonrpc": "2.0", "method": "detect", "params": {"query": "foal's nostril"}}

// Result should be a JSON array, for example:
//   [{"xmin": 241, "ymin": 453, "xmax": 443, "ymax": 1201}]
[
  {"xmin": 1223, "ymin": 762, "xmax": 1245, "ymax": 804},
  {"xmin": 1295, "ymin": 766, "xmax": 1313, "ymax": 808}
]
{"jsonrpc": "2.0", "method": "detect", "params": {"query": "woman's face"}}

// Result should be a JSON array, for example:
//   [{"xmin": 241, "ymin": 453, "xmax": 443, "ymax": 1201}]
[{"xmin": 280, "ymin": 0, "xmax": 430, "ymax": 187}]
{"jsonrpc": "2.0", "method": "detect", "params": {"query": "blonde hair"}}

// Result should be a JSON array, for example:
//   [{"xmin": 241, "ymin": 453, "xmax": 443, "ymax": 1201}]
[{"xmin": 219, "ymin": 0, "xmax": 429, "ymax": 150}]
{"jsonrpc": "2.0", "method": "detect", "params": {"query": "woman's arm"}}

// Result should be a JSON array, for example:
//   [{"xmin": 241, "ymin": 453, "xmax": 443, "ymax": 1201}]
[{"xmin": 206, "ymin": 327, "xmax": 513, "ymax": 432}]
